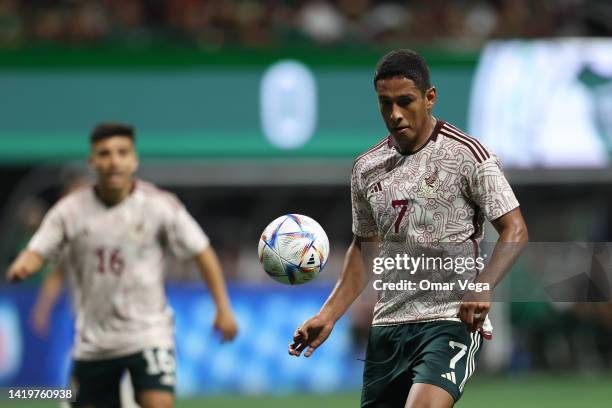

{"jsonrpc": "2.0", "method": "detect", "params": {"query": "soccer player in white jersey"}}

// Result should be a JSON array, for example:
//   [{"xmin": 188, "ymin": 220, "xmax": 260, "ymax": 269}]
[
  {"xmin": 289, "ymin": 50, "xmax": 528, "ymax": 407},
  {"xmin": 6, "ymin": 123, "xmax": 238, "ymax": 408}
]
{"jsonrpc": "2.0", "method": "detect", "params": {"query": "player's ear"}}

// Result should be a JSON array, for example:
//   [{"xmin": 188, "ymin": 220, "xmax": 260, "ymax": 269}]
[{"xmin": 425, "ymin": 86, "xmax": 436, "ymax": 109}]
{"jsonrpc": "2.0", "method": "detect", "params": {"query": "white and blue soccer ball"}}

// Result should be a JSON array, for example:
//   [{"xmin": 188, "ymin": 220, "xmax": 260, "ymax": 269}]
[{"xmin": 258, "ymin": 214, "xmax": 329, "ymax": 285}]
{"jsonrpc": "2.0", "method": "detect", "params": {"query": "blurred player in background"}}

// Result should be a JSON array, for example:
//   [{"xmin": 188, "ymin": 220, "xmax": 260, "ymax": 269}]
[
  {"xmin": 6, "ymin": 123, "xmax": 238, "ymax": 408},
  {"xmin": 289, "ymin": 50, "xmax": 528, "ymax": 407}
]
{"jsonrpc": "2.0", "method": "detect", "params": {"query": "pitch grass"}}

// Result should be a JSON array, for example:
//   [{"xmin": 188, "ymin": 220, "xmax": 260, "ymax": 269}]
[
  {"xmin": 189, "ymin": 375, "xmax": 612, "ymax": 408},
  {"xmin": 4, "ymin": 375, "xmax": 611, "ymax": 408}
]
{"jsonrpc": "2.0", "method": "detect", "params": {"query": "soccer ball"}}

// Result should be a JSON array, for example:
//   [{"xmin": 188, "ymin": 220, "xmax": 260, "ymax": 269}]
[{"xmin": 258, "ymin": 214, "xmax": 329, "ymax": 285}]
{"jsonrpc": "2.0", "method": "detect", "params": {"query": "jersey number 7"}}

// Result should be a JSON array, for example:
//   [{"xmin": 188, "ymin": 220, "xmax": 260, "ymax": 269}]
[{"xmin": 391, "ymin": 199, "xmax": 409, "ymax": 233}]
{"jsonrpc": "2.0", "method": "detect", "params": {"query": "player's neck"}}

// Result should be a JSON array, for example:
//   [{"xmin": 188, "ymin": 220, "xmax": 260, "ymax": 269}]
[
  {"xmin": 95, "ymin": 181, "xmax": 134, "ymax": 206},
  {"xmin": 396, "ymin": 115, "xmax": 436, "ymax": 154}
]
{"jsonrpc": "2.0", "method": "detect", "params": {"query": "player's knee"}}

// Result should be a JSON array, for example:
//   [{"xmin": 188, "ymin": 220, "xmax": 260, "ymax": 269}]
[
  {"xmin": 136, "ymin": 390, "xmax": 174, "ymax": 408},
  {"xmin": 405, "ymin": 399, "xmax": 454, "ymax": 408},
  {"xmin": 405, "ymin": 401, "xmax": 452, "ymax": 408},
  {"xmin": 405, "ymin": 383, "xmax": 454, "ymax": 408}
]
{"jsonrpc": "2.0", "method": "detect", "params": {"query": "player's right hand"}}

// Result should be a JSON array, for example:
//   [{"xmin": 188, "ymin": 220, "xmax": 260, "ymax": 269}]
[
  {"xmin": 6, "ymin": 250, "xmax": 43, "ymax": 282},
  {"xmin": 288, "ymin": 314, "xmax": 335, "ymax": 358},
  {"xmin": 6, "ymin": 262, "xmax": 29, "ymax": 282}
]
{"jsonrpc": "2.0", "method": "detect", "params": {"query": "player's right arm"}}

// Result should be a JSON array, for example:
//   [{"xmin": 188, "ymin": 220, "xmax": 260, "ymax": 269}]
[
  {"xmin": 289, "ymin": 157, "xmax": 378, "ymax": 358},
  {"xmin": 6, "ymin": 250, "xmax": 45, "ymax": 282},
  {"xmin": 6, "ymin": 200, "xmax": 66, "ymax": 283},
  {"xmin": 289, "ymin": 234, "xmax": 377, "ymax": 358}
]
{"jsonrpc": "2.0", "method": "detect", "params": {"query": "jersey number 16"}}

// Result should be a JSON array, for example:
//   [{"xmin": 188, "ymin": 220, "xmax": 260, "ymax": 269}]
[{"xmin": 94, "ymin": 247, "xmax": 125, "ymax": 275}]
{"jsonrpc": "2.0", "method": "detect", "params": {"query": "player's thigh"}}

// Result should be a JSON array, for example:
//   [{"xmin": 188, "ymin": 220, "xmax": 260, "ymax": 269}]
[
  {"xmin": 361, "ymin": 325, "xmax": 414, "ymax": 408},
  {"xmin": 126, "ymin": 347, "xmax": 176, "ymax": 407},
  {"xmin": 71, "ymin": 358, "xmax": 123, "ymax": 408},
  {"xmin": 412, "ymin": 324, "xmax": 483, "ymax": 404},
  {"xmin": 405, "ymin": 383, "xmax": 454, "ymax": 408}
]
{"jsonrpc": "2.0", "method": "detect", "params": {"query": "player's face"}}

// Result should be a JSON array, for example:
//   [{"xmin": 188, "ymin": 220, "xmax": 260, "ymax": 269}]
[
  {"xmin": 376, "ymin": 76, "xmax": 436, "ymax": 150},
  {"xmin": 89, "ymin": 136, "xmax": 138, "ymax": 190}
]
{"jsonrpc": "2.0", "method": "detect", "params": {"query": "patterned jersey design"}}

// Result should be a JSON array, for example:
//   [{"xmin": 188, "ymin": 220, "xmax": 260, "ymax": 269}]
[{"xmin": 351, "ymin": 120, "xmax": 519, "ymax": 325}]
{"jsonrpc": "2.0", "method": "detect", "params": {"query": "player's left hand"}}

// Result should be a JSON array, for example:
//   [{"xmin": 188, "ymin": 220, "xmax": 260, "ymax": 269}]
[
  {"xmin": 457, "ymin": 295, "xmax": 491, "ymax": 333},
  {"xmin": 213, "ymin": 308, "xmax": 238, "ymax": 342}
]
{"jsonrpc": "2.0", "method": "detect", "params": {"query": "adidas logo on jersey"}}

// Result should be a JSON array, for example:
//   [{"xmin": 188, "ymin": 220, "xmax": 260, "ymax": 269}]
[
  {"xmin": 370, "ymin": 182, "xmax": 383, "ymax": 194},
  {"xmin": 441, "ymin": 371, "xmax": 456, "ymax": 384}
]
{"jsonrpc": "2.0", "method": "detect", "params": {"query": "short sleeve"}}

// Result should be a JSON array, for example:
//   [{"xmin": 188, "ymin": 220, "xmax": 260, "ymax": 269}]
[
  {"xmin": 28, "ymin": 204, "xmax": 66, "ymax": 260},
  {"xmin": 164, "ymin": 202, "xmax": 210, "ymax": 260},
  {"xmin": 468, "ymin": 155, "xmax": 520, "ymax": 221},
  {"xmin": 351, "ymin": 163, "xmax": 378, "ymax": 238}
]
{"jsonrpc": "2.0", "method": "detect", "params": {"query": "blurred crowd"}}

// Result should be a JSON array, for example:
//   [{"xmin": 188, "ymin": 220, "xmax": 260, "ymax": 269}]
[{"xmin": 1, "ymin": 0, "xmax": 611, "ymax": 49}]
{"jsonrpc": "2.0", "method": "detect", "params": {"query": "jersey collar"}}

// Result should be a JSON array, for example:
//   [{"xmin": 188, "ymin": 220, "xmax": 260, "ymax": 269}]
[
  {"xmin": 92, "ymin": 180, "xmax": 137, "ymax": 208},
  {"xmin": 387, "ymin": 119, "xmax": 444, "ymax": 156}
]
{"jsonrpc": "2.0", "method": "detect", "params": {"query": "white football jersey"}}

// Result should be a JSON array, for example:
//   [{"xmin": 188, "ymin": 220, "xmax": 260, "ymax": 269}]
[
  {"xmin": 28, "ymin": 180, "xmax": 209, "ymax": 360},
  {"xmin": 352, "ymin": 120, "xmax": 519, "ymax": 327}
]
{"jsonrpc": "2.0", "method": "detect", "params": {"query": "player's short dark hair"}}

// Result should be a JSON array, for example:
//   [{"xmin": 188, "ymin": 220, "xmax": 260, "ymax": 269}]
[
  {"xmin": 373, "ymin": 49, "xmax": 431, "ymax": 93},
  {"xmin": 90, "ymin": 123, "xmax": 135, "ymax": 144}
]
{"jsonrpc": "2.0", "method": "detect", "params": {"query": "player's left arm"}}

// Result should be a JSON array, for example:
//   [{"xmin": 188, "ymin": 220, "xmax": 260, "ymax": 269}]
[
  {"xmin": 458, "ymin": 207, "xmax": 529, "ymax": 333},
  {"xmin": 479, "ymin": 207, "xmax": 528, "ymax": 287},
  {"xmin": 163, "ymin": 195, "xmax": 239, "ymax": 341},
  {"xmin": 458, "ymin": 151, "xmax": 529, "ymax": 332},
  {"xmin": 194, "ymin": 247, "xmax": 238, "ymax": 342}
]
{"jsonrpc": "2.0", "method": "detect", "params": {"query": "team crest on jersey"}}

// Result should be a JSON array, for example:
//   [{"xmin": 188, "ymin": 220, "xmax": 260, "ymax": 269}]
[
  {"xmin": 418, "ymin": 168, "xmax": 440, "ymax": 198},
  {"xmin": 129, "ymin": 222, "xmax": 145, "ymax": 242}
]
